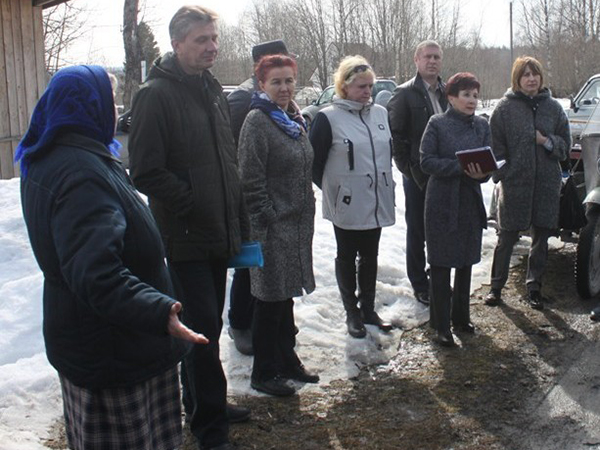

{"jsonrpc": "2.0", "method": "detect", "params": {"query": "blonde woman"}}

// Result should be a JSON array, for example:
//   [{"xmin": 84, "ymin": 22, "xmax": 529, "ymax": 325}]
[{"xmin": 310, "ymin": 55, "xmax": 395, "ymax": 338}]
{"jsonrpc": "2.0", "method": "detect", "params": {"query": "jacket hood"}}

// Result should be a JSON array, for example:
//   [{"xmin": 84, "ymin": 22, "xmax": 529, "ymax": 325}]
[
  {"xmin": 147, "ymin": 52, "xmax": 185, "ymax": 82},
  {"xmin": 147, "ymin": 52, "xmax": 219, "ymax": 84},
  {"xmin": 332, "ymin": 97, "xmax": 373, "ymax": 114},
  {"xmin": 505, "ymin": 86, "xmax": 551, "ymax": 100}
]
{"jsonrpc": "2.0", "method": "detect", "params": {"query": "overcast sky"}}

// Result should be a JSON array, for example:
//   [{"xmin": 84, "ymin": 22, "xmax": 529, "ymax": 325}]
[{"xmin": 64, "ymin": 0, "xmax": 514, "ymax": 68}]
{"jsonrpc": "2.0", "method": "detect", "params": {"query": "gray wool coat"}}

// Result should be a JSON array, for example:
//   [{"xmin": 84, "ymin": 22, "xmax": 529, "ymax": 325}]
[
  {"xmin": 238, "ymin": 109, "xmax": 316, "ymax": 302},
  {"xmin": 490, "ymin": 88, "xmax": 571, "ymax": 231},
  {"xmin": 420, "ymin": 108, "xmax": 491, "ymax": 268}
]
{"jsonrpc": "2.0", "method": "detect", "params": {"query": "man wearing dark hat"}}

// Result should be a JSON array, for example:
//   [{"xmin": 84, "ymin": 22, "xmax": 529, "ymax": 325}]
[{"xmin": 226, "ymin": 39, "xmax": 289, "ymax": 356}]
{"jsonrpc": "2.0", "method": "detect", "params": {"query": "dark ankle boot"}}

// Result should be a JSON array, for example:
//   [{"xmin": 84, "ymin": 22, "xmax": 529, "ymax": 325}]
[{"xmin": 336, "ymin": 258, "xmax": 366, "ymax": 338}]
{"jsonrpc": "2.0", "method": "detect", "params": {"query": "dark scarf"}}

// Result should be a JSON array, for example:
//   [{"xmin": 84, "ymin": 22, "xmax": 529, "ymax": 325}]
[
  {"xmin": 15, "ymin": 65, "xmax": 121, "ymax": 176},
  {"xmin": 250, "ymin": 91, "xmax": 306, "ymax": 140}
]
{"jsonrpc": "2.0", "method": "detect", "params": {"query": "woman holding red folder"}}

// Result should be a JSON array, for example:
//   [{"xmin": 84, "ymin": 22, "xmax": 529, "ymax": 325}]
[{"xmin": 420, "ymin": 72, "xmax": 491, "ymax": 347}]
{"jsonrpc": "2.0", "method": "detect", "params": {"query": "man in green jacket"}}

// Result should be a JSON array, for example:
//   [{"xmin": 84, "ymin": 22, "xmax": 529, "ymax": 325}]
[{"xmin": 128, "ymin": 6, "xmax": 249, "ymax": 450}]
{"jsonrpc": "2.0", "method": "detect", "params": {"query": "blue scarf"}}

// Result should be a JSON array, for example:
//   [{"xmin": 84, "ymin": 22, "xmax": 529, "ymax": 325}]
[
  {"xmin": 15, "ymin": 65, "xmax": 121, "ymax": 177},
  {"xmin": 250, "ymin": 91, "xmax": 306, "ymax": 140}
]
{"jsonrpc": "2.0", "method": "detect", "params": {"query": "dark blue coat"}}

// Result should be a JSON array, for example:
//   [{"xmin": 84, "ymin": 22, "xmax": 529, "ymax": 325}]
[{"xmin": 21, "ymin": 133, "xmax": 187, "ymax": 389}]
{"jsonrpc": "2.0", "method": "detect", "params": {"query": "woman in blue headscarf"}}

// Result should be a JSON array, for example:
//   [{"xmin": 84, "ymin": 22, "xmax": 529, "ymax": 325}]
[{"xmin": 17, "ymin": 65, "xmax": 208, "ymax": 450}]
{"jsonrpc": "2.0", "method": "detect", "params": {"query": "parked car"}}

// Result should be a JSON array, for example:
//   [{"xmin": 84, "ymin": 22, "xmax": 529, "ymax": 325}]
[
  {"xmin": 566, "ymin": 73, "xmax": 600, "ymax": 156},
  {"xmin": 301, "ymin": 79, "xmax": 397, "ymax": 126}
]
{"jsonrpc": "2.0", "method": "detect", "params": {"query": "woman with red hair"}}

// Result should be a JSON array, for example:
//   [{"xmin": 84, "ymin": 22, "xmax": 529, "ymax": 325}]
[
  {"xmin": 238, "ymin": 54, "xmax": 318, "ymax": 396},
  {"xmin": 420, "ymin": 72, "xmax": 491, "ymax": 347}
]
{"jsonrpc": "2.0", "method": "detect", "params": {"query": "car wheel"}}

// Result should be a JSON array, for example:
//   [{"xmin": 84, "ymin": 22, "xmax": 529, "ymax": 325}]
[{"xmin": 576, "ymin": 208, "xmax": 600, "ymax": 299}]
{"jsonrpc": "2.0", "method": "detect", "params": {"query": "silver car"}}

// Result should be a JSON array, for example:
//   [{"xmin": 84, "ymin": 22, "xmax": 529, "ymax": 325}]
[
  {"xmin": 566, "ymin": 73, "xmax": 600, "ymax": 150},
  {"xmin": 301, "ymin": 79, "xmax": 396, "ymax": 126}
]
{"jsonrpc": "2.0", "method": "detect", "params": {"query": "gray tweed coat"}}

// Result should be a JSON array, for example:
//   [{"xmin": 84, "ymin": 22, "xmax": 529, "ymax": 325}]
[
  {"xmin": 490, "ymin": 88, "xmax": 570, "ymax": 231},
  {"xmin": 238, "ymin": 109, "xmax": 316, "ymax": 302},
  {"xmin": 420, "ymin": 108, "xmax": 491, "ymax": 268}
]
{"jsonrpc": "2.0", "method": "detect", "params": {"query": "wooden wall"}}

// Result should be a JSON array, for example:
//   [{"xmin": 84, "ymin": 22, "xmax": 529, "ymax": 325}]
[{"xmin": 0, "ymin": 0, "xmax": 47, "ymax": 179}]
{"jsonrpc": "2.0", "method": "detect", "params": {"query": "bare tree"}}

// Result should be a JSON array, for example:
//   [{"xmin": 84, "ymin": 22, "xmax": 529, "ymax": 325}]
[
  {"xmin": 123, "ymin": 0, "xmax": 142, "ymax": 110},
  {"xmin": 43, "ymin": 3, "xmax": 89, "ymax": 73}
]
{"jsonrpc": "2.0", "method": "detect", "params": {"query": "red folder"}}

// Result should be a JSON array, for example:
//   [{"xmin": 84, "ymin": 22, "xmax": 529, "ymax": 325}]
[{"xmin": 455, "ymin": 146, "xmax": 505, "ymax": 172}]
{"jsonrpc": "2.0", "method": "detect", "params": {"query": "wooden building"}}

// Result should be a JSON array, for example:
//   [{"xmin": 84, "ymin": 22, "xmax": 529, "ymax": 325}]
[{"xmin": 0, "ymin": 0, "xmax": 68, "ymax": 179}]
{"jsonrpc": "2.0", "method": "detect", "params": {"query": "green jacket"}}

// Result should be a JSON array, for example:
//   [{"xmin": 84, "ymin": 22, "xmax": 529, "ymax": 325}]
[{"xmin": 129, "ymin": 52, "xmax": 248, "ymax": 261}]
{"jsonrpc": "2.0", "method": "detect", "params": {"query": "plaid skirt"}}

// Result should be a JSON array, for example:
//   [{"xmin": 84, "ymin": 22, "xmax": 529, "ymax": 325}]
[{"xmin": 60, "ymin": 366, "xmax": 182, "ymax": 450}]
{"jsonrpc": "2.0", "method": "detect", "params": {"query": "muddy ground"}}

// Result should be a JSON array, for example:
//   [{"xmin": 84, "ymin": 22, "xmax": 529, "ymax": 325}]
[{"xmin": 45, "ymin": 242, "xmax": 600, "ymax": 450}]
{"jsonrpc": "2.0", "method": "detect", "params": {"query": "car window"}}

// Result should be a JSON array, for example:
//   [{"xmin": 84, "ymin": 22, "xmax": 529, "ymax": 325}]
[
  {"xmin": 318, "ymin": 87, "xmax": 335, "ymax": 105},
  {"xmin": 578, "ymin": 79, "xmax": 600, "ymax": 106},
  {"xmin": 372, "ymin": 81, "xmax": 396, "ymax": 99}
]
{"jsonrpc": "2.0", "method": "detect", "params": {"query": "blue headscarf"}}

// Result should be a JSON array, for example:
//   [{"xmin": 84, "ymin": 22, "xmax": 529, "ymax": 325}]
[{"xmin": 15, "ymin": 65, "xmax": 121, "ymax": 176}]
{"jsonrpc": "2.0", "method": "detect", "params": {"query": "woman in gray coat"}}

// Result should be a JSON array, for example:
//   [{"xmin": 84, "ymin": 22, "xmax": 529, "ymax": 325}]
[
  {"xmin": 420, "ymin": 72, "xmax": 491, "ymax": 347},
  {"xmin": 484, "ymin": 56, "xmax": 570, "ymax": 310},
  {"xmin": 239, "ymin": 54, "xmax": 318, "ymax": 397}
]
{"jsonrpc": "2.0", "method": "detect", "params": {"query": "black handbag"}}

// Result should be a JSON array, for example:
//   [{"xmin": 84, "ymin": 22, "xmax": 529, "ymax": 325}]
[{"xmin": 559, "ymin": 176, "xmax": 587, "ymax": 230}]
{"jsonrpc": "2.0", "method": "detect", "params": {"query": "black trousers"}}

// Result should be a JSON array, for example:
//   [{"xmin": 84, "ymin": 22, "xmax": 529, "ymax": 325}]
[
  {"xmin": 251, "ymin": 298, "xmax": 300, "ymax": 382},
  {"xmin": 430, "ymin": 265, "xmax": 472, "ymax": 333},
  {"xmin": 168, "ymin": 259, "xmax": 229, "ymax": 449},
  {"xmin": 334, "ymin": 225, "xmax": 382, "ymax": 261},
  {"xmin": 403, "ymin": 175, "xmax": 429, "ymax": 293},
  {"xmin": 228, "ymin": 268, "xmax": 256, "ymax": 330},
  {"xmin": 333, "ymin": 226, "xmax": 382, "ymax": 309}
]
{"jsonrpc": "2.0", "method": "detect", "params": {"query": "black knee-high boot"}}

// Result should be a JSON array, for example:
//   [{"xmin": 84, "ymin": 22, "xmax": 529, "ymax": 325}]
[
  {"xmin": 358, "ymin": 256, "xmax": 392, "ymax": 331},
  {"xmin": 336, "ymin": 258, "xmax": 366, "ymax": 338}
]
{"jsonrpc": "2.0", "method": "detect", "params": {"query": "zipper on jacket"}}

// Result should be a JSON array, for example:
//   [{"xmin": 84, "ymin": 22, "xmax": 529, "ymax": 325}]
[
  {"xmin": 359, "ymin": 110, "xmax": 380, "ymax": 228},
  {"xmin": 344, "ymin": 139, "xmax": 355, "ymax": 170}
]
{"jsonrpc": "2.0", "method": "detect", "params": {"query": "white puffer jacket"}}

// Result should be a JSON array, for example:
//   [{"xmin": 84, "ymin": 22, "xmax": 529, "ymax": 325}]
[{"xmin": 311, "ymin": 98, "xmax": 396, "ymax": 230}]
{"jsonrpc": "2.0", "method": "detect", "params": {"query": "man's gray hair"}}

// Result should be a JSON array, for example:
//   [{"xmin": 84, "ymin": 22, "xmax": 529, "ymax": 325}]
[
  {"xmin": 169, "ymin": 5, "xmax": 219, "ymax": 42},
  {"xmin": 414, "ymin": 40, "xmax": 443, "ymax": 58}
]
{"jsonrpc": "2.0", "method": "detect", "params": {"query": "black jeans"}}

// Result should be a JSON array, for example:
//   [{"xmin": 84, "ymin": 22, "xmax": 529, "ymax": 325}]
[
  {"xmin": 251, "ymin": 298, "xmax": 300, "ymax": 382},
  {"xmin": 228, "ymin": 268, "xmax": 256, "ymax": 330},
  {"xmin": 169, "ymin": 259, "xmax": 229, "ymax": 449},
  {"xmin": 403, "ymin": 175, "xmax": 429, "ymax": 293}
]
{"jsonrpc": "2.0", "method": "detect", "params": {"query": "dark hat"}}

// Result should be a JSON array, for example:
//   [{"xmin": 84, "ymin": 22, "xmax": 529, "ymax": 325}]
[{"xmin": 252, "ymin": 40, "xmax": 289, "ymax": 62}]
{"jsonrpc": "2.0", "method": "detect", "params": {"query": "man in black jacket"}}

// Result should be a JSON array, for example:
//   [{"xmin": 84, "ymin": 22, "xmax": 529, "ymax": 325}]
[
  {"xmin": 226, "ymin": 39, "xmax": 290, "ymax": 356},
  {"xmin": 387, "ymin": 40, "xmax": 447, "ymax": 306},
  {"xmin": 128, "ymin": 6, "xmax": 249, "ymax": 450}
]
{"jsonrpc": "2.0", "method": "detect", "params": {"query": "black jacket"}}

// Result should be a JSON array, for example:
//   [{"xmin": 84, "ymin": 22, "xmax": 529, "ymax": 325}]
[
  {"xmin": 227, "ymin": 75, "xmax": 258, "ymax": 145},
  {"xmin": 387, "ymin": 73, "xmax": 447, "ymax": 189},
  {"xmin": 129, "ymin": 52, "xmax": 248, "ymax": 261},
  {"xmin": 20, "ymin": 133, "xmax": 187, "ymax": 389}
]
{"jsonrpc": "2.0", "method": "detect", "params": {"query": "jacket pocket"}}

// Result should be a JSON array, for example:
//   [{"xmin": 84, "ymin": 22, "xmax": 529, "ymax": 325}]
[{"xmin": 335, "ymin": 185, "xmax": 352, "ymax": 217}]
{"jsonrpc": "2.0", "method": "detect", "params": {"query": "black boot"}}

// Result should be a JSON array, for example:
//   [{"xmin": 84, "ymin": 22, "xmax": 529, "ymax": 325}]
[
  {"xmin": 358, "ymin": 256, "xmax": 392, "ymax": 332},
  {"xmin": 336, "ymin": 258, "xmax": 366, "ymax": 338}
]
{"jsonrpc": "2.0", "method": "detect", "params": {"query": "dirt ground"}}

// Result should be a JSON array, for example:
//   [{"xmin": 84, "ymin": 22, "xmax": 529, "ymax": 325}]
[{"xmin": 45, "ymin": 242, "xmax": 600, "ymax": 450}]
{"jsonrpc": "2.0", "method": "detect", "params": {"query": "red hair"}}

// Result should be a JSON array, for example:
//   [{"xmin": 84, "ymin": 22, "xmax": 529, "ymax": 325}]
[
  {"xmin": 254, "ymin": 54, "xmax": 297, "ymax": 83},
  {"xmin": 446, "ymin": 72, "xmax": 480, "ymax": 97}
]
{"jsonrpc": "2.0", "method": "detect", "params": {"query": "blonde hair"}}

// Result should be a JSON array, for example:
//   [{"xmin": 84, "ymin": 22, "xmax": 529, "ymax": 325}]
[
  {"xmin": 333, "ymin": 55, "xmax": 376, "ymax": 99},
  {"xmin": 107, "ymin": 72, "xmax": 118, "ymax": 95},
  {"xmin": 511, "ymin": 56, "xmax": 544, "ymax": 93},
  {"xmin": 414, "ymin": 40, "xmax": 442, "ymax": 59},
  {"xmin": 169, "ymin": 5, "xmax": 218, "ymax": 42}
]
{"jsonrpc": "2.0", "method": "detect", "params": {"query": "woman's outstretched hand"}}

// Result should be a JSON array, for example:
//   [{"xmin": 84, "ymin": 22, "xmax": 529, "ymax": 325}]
[
  {"xmin": 464, "ymin": 162, "xmax": 491, "ymax": 180},
  {"xmin": 167, "ymin": 302, "xmax": 209, "ymax": 344}
]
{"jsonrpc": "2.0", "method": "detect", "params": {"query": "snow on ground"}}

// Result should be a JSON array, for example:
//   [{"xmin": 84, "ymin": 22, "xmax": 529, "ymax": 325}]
[{"xmin": 0, "ymin": 170, "xmax": 562, "ymax": 449}]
